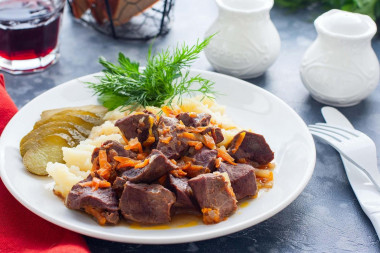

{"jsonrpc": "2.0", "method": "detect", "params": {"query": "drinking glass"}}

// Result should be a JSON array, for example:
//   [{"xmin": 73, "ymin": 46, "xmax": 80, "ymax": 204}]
[{"xmin": 0, "ymin": 0, "xmax": 65, "ymax": 74}]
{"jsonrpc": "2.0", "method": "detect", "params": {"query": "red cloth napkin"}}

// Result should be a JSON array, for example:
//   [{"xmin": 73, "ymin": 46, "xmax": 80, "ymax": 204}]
[{"xmin": 0, "ymin": 74, "xmax": 90, "ymax": 253}]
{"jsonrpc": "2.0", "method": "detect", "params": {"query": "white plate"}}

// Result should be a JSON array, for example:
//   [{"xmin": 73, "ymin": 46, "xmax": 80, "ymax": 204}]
[{"xmin": 0, "ymin": 70, "xmax": 316, "ymax": 244}]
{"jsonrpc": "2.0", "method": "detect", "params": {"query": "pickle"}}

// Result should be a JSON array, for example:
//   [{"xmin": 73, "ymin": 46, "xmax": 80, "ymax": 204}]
[
  {"xmin": 40, "ymin": 105, "xmax": 108, "ymax": 120},
  {"xmin": 22, "ymin": 134, "xmax": 75, "ymax": 176},
  {"xmin": 33, "ymin": 114, "xmax": 97, "ymax": 130},
  {"xmin": 20, "ymin": 127, "xmax": 83, "ymax": 157},
  {"xmin": 20, "ymin": 121, "xmax": 89, "ymax": 148}
]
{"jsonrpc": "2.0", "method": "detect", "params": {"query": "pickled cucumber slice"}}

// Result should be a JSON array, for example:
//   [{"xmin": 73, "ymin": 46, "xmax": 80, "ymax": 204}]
[
  {"xmin": 40, "ymin": 105, "xmax": 107, "ymax": 120},
  {"xmin": 20, "ymin": 121, "xmax": 89, "ymax": 148},
  {"xmin": 33, "ymin": 114, "xmax": 97, "ymax": 130},
  {"xmin": 22, "ymin": 134, "xmax": 75, "ymax": 176},
  {"xmin": 20, "ymin": 129, "xmax": 80, "ymax": 157}
]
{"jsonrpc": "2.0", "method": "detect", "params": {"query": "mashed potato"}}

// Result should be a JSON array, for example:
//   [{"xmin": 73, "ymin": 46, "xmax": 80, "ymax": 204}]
[
  {"xmin": 46, "ymin": 163, "xmax": 90, "ymax": 198},
  {"xmin": 47, "ymin": 96, "xmax": 243, "ymax": 198}
]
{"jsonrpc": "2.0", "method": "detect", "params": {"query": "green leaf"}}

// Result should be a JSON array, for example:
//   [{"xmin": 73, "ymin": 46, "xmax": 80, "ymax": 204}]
[{"xmin": 88, "ymin": 35, "xmax": 216, "ymax": 111}]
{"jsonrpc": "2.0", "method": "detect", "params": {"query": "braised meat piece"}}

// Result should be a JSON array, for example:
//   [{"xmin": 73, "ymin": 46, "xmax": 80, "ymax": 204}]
[
  {"xmin": 91, "ymin": 140, "xmax": 136, "ymax": 163},
  {"xmin": 156, "ymin": 116, "xmax": 188, "ymax": 159},
  {"xmin": 66, "ymin": 175, "xmax": 120, "ymax": 225},
  {"xmin": 115, "ymin": 113, "xmax": 157, "ymax": 143},
  {"xmin": 185, "ymin": 147, "xmax": 217, "ymax": 178},
  {"xmin": 176, "ymin": 112, "xmax": 211, "ymax": 127},
  {"xmin": 91, "ymin": 140, "xmax": 137, "ymax": 182},
  {"xmin": 227, "ymin": 131, "xmax": 274, "ymax": 166},
  {"xmin": 119, "ymin": 182, "xmax": 176, "ymax": 224},
  {"xmin": 218, "ymin": 162, "xmax": 257, "ymax": 200},
  {"xmin": 112, "ymin": 176, "xmax": 127, "ymax": 198},
  {"xmin": 197, "ymin": 127, "xmax": 224, "ymax": 144},
  {"xmin": 121, "ymin": 149, "xmax": 177, "ymax": 183},
  {"xmin": 169, "ymin": 175, "xmax": 200, "ymax": 214},
  {"xmin": 211, "ymin": 127, "xmax": 224, "ymax": 144},
  {"xmin": 188, "ymin": 172, "xmax": 237, "ymax": 224}
]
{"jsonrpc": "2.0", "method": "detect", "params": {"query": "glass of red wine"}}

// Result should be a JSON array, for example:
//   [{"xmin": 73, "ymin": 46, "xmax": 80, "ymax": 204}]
[{"xmin": 0, "ymin": 0, "xmax": 65, "ymax": 74}]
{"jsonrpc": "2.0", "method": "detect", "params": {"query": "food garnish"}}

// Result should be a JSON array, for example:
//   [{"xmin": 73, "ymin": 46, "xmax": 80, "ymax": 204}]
[{"xmin": 88, "ymin": 36, "xmax": 216, "ymax": 111}]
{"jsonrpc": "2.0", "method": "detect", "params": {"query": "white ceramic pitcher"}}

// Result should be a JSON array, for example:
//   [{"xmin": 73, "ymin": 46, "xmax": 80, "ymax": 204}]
[
  {"xmin": 204, "ymin": 0, "xmax": 280, "ymax": 79},
  {"xmin": 300, "ymin": 9, "xmax": 379, "ymax": 107}
]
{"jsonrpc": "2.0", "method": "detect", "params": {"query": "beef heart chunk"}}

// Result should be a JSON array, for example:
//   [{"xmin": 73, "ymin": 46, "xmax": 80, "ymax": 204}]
[
  {"xmin": 212, "ymin": 127, "xmax": 224, "ymax": 144},
  {"xmin": 188, "ymin": 172, "xmax": 237, "ymax": 224},
  {"xmin": 218, "ymin": 162, "xmax": 257, "ymax": 200},
  {"xmin": 169, "ymin": 175, "xmax": 200, "ymax": 214},
  {"xmin": 91, "ymin": 140, "xmax": 136, "ymax": 183},
  {"xmin": 176, "ymin": 112, "xmax": 211, "ymax": 127},
  {"xmin": 66, "ymin": 175, "xmax": 120, "ymax": 225},
  {"xmin": 91, "ymin": 140, "xmax": 136, "ymax": 163},
  {"xmin": 115, "ymin": 113, "xmax": 157, "ymax": 143},
  {"xmin": 112, "ymin": 176, "xmax": 127, "ymax": 198},
  {"xmin": 156, "ymin": 116, "xmax": 188, "ymax": 159},
  {"xmin": 228, "ymin": 131, "xmax": 274, "ymax": 165},
  {"xmin": 119, "ymin": 182, "xmax": 176, "ymax": 224},
  {"xmin": 121, "ymin": 149, "xmax": 177, "ymax": 183},
  {"xmin": 186, "ymin": 147, "xmax": 217, "ymax": 177}
]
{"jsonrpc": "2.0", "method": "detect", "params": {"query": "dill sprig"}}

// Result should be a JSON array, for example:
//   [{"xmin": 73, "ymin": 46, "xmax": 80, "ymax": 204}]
[{"xmin": 88, "ymin": 36, "xmax": 216, "ymax": 111}]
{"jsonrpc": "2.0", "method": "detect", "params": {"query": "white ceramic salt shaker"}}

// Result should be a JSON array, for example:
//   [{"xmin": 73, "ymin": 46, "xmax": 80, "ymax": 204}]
[
  {"xmin": 204, "ymin": 0, "xmax": 281, "ymax": 79},
  {"xmin": 300, "ymin": 9, "xmax": 379, "ymax": 107}
]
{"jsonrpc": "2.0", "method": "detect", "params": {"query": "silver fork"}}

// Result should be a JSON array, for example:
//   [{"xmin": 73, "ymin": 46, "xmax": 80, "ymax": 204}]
[{"xmin": 309, "ymin": 123, "xmax": 380, "ymax": 192}]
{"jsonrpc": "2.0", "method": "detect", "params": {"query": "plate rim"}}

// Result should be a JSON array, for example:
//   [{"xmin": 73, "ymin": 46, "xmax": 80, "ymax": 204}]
[{"xmin": 0, "ymin": 69, "xmax": 316, "ymax": 244}]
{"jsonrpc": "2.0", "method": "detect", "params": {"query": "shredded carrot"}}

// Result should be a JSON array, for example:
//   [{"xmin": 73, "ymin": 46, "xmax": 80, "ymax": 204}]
[
  {"xmin": 217, "ymin": 148, "xmax": 237, "ymax": 165},
  {"xmin": 187, "ymin": 141, "xmax": 203, "ymax": 150},
  {"xmin": 97, "ymin": 168, "xmax": 111, "ymax": 180},
  {"xmin": 136, "ymin": 153, "xmax": 148, "ymax": 160},
  {"xmin": 79, "ymin": 177, "xmax": 111, "ymax": 191},
  {"xmin": 143, "ymin": 136, "xmax": 156, "ymax": 147},
  {"xmin": 170, "ymin": 169, "xmax": 187, "ymax": 177},
  {"xmin": 182, "ymin": 156, "xmax": 195, "ymax": 162},
  {"xmin": 148, "ymin": 116, "xmax": 155, "ymax": 135},
  {"xmin": 170, "ymin": 159, "xmax": 177, "ymax": 165},
  {"xmin": 203, "ymin": 134, "xmax": 216, "ymax": 149},
  {"xmin": 215, "ymin": 157, "xmax": 222, "ymax": 168},
  {"xmin": 134, "ymin": 158, "xmax": 149, "ymax": 169},
  {"xmin": 179, "ymin": 162, "xmax": 191, "ymax": 171},
  {"xmin": 121, "ymin": 134, "xmax": 129, "ymax": 145},
  {"xmin": 189, "ymin": 126, "xmax": 208, "ymax": 133},
  {"xmin": 162, "ymin": 106, "xmax": 180, "ymax": 117},
  {"xmin": 91, "ymin": 156, "xmax": 99, "ymax": 172},
  {"xmin": 231, "ymin": 132, "xmax": 246, "ymax": 154},
  {"xmin": 188, "ymin": 164, "xmax": 204, "ymax": 171},
  {"xmin": 180, "ymin": 132, "xmax": 197, "ymax": 140},
  {"xmin": 189, "ymin": 112, "xmax": 197, "ymax": 118},
  {"xmin": 201, "ymin": 208, "xmax": 223, "ymax": 224},
  {"xmin": 124, "ymin": 137, "xmax": 143, "ymax": 153},
  {"xmin": 84, "ymin": 206, "xmax": 106, "ymax": 225},
  {"xmin": 114, "ymin": 156, "xmax": 140, "ymax": 168},
  {"xmin": 160, "ymin": 136, "xmax": 172, "ymax": 144},
  {"xmin": 98, "ymin": 149, "xmax": 111, "ymax": 170}
]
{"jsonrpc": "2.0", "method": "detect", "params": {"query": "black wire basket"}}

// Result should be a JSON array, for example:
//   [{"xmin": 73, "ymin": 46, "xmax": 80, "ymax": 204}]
[{"xmin": 67, "ymin": 0, "xmax": 174, "ymax": 40}]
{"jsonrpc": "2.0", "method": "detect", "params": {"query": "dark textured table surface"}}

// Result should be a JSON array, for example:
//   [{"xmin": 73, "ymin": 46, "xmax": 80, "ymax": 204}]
[{"xmin": 3, "ymin": 0, "xmax": 380, "ymax": 252}]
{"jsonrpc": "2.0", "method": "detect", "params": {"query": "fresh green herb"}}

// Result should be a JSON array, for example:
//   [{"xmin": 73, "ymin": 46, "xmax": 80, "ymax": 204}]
[
  {"xmin": 275, "ymin": 0, "xmax": 380, "ymax": 21},
  {"xmin": 88, "ymin": 36, "xmax": 216, "ymax": 111}
]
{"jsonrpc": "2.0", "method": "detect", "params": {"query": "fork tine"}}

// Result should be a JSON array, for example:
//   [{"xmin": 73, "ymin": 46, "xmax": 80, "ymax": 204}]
[
  {"xmin": 315, "ymin": 123, "xmax": 360, "ymax": 137},
  {"xmin": 309, "ymin": 124, "xmax": 351, "ymax": 140},
  {"xmin": 308, "ymin": 127, "xmax": 342, "ymax": 144}
]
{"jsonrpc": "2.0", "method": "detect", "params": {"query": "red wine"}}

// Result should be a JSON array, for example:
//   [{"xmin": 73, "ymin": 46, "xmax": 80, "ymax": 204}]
[{"xmin": 0, "ymin": 0, "xmax": 64, "ymax": 61}]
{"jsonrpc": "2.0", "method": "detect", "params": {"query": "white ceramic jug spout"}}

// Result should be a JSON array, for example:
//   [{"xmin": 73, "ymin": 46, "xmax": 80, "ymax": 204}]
[{"xmin": 204, "ymin": 0, "xmax": 280, "ymax": 79}]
